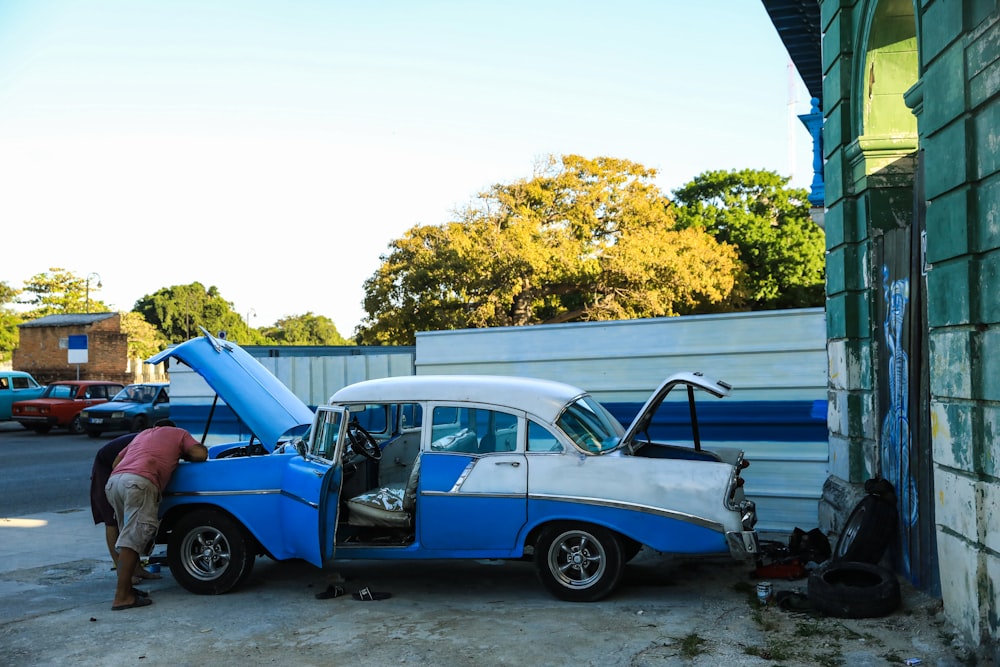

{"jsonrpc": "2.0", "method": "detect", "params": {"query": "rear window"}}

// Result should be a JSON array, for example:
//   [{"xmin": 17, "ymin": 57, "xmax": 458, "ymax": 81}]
[{"xmin": 44, "ymin": 385, "xmax": 76, "ymax": 399}]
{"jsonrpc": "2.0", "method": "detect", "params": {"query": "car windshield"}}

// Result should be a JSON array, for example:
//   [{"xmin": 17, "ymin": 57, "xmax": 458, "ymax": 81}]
[
  {"xmin": 41, "ymin": 384, "xmax": 75, "ymax": 399},
  {"xmin": 113, "ymin": 385, "xmax": 156, "ymax": 403},
  {"xmin": 555, "ymin": 395, "xmax": 624, "ymax": 454}
]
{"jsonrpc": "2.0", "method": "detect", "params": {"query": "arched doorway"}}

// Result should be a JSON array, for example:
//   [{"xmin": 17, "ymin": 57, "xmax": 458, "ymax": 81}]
[{"xmin": 853, "ymin": 0, "xmax": 937, "ymax": 591}]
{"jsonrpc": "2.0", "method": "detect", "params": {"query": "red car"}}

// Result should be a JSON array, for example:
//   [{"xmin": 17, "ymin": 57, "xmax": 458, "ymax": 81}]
[{"xmin": 12, "ymin": 380, "xmax": 125, "ymax": 434}]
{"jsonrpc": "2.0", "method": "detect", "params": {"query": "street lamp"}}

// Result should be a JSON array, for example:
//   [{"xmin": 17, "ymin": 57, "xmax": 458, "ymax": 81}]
[
  {"xmin": 85, "ymin": 272, "xmax": 102, "ymax": 314},
  {"xmin": 246, "ymin": 308, "xmax": 256, "ymax": 327}
]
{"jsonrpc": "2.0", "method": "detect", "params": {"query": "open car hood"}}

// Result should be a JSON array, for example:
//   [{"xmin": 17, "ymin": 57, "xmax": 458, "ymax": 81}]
[
  {"xmin": 619, "ymin": 371, "xmax": 731, "ymax": 451},
  {"xmin": 146, "ymin": 329, "xmax": 314, "ymax": 452}
]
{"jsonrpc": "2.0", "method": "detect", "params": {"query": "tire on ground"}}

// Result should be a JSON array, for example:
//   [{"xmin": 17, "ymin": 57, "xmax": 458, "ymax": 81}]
[
  {"xmin": 807, "ymin": 560, "xmax": 901, "ymax": 618},
  {"xmin": 534, "ymin": 522, "xmax": 624, "ymax": 602},
  {"xmin": 833, "ymin": 493, "xmax": 898, "ymax": 564},
  {"xmin": 68, "ymin": 415, "xmax": 85, "ymax": 435},
  {"xmin": 129, "ymin": 415, "xmax": 148, "ymax": 433},
  {"xmin": 168, "ymin": 509, "xmax": 256, "ymax": 595}
]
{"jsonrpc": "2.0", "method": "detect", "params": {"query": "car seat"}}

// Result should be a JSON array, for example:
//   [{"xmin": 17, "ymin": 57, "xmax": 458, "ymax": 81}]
[{"xmin": 345, "ymin": 455, "xmax": 421, "ymax": 528}]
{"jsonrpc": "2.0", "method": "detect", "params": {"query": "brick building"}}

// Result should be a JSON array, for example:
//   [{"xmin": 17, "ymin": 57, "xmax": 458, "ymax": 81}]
[{"xmin": 14, "ymin": 313, "xmax": 139, "ymax": 385}]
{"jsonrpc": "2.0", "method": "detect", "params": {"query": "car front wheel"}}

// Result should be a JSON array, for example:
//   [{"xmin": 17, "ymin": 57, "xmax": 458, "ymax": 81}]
[
  {"xmin": 168, "ymin": 510, "xmax": 255, "ymax": 595},
  {"xmin": 68, "ymin": 415, "xmax": 85, "ymax": 435},
  {"xmin": 535, "ymin": 523, "xmax": 624, "ymax": 602}
]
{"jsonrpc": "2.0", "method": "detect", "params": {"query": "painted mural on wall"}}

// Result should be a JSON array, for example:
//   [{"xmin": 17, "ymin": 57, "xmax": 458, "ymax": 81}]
[{"xmin": 881, "ymin": 265, "xmax": 918, "ymax": 573}]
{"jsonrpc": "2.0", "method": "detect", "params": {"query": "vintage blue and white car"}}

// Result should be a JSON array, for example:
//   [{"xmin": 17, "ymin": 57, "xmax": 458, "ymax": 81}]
[{"xmin": 148, "ymin": 332, "xmax": 759, "ymax": 602}]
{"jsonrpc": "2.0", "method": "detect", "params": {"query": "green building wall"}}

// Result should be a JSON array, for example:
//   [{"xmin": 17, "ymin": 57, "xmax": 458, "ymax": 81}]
[{"xmin": 820, "ymin": 0, "xmax": 999, "ymax": 651}]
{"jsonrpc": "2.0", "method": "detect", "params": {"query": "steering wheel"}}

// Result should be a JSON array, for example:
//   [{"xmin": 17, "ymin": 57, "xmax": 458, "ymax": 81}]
[{"xmin": 347, "ymin": 422, "xmax": 381, "ymax": 461}]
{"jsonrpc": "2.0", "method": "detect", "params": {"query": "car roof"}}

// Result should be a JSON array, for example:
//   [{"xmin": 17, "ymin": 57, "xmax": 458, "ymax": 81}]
[
  {"xmin": 330, "ymin": 374, "xmax": 587, "ymax": 423},
  {"xmin": 49, "ymin": 380, "xmax": 122, "ymax": 385}
]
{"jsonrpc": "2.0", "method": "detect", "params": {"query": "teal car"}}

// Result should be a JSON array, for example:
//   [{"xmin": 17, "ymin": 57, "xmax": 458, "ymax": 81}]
[
  {"xmin": 0, "ymin": 371, "xmax": 45, "ymax": 421},
  {"xmin": 79, "ymin": 382, "xmax": 170, "ymax": 437}
]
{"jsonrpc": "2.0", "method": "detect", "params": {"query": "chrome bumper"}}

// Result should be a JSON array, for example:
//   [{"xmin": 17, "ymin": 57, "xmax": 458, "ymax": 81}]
[
  {"xmin": 726, "ymin": 529, "xmax": 760, "ymax": 560},
  {"xmin": 725, "ymin": 497, "xmax": 759, "ymax": 560}
]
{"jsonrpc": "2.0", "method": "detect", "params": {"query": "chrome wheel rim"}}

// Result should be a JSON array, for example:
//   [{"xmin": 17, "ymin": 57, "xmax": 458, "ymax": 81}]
[
  {"xmin": 180, "ymin": 526, "xmax": 231, "ymax": 581},
  {"xmin": 547, "ymin": 529, "xmax": 606, "ymax": 589}
]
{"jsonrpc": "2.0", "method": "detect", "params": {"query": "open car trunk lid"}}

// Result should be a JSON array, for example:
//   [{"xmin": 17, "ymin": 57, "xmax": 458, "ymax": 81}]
[{"xmin": 619, "ymin": 372, "xmax": 732, "ymax": 454}]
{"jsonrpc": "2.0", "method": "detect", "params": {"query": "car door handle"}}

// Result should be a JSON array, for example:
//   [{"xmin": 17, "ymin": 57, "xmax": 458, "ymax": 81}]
[{"xmin": 495, "ymin": 461, "xmax": 520, "ymax": 467}]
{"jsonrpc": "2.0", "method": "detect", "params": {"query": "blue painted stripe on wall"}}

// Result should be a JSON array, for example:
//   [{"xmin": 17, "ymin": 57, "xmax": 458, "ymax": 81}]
[
  {"xmin": 604, "ymin": 400, "xmax": 828, "ymax": 443},
  {"xmin": 171, "ymin": 399, "xmax": 828, "ymax": 445}
]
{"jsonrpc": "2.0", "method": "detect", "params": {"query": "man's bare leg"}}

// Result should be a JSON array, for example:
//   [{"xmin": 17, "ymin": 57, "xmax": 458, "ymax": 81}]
[
  {"xmin": 112, "ymin": 547, "xmax": 141, "ymax": 608},
  {"xmin": 105, "ymin": 524, "xmax": 120, "ymax": 568}
]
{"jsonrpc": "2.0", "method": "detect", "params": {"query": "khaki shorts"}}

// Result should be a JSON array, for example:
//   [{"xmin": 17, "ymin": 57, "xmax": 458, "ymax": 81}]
[{"xmin": 105, "ymin": 473, "xmax": 160, "ymax": 556}]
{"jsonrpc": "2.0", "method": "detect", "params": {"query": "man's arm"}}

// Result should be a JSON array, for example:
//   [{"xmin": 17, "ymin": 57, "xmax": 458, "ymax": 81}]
[
  {"xmin": 111, "ymin": 448, "xmax": 128, "ymax": 470},
  {"xmin": 185, "ymin": 444, "xmax": 209, "ymax": 462}
]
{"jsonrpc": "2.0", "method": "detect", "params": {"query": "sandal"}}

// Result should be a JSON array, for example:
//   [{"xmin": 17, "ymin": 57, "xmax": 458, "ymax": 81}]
[
  {"xmin": 111, "ymin": 596, "xmax": 153, "ymax": 611},
  {"xmin": 315, "ymin": 585, "xmax": 345, "ymax": 600},
  {"xmin": 352, "ymin": 586, "xmax": 391, "ymax": 601}
]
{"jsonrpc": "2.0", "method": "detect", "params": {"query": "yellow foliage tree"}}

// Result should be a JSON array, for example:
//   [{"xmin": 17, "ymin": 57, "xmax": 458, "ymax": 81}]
[{"xmin": 357, "ymin": 155, "xmax": 740, "ymax": 345}]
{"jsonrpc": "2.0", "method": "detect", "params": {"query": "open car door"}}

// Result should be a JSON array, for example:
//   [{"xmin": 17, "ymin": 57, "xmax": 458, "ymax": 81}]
[{"xmin": 281, "ymin": 406, "xmax": 348, "ymax": 566}]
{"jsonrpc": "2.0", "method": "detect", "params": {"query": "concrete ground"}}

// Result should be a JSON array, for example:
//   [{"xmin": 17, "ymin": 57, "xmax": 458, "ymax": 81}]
[{"xmin": 0, "ymin": 505, "xmax": 982, "ymax": 667}]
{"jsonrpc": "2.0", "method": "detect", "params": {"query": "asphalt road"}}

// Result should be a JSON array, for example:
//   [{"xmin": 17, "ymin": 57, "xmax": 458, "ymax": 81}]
[{"xmin": 0, "ymin": 421, "xmax": 111, "ymax": 516}]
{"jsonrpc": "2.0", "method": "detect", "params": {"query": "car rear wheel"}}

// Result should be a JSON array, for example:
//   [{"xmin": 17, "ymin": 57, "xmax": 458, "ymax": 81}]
[
  {"xmin": 68, "ymin": 415, "xmax": 85, "ymax": 435},
  {"xmin": 168, "ymin": 510, "xmax": 256, "ymax": 595},
  {"xmin": 535, "ymin": 523, "xmax": 624, "ymax": 602}
]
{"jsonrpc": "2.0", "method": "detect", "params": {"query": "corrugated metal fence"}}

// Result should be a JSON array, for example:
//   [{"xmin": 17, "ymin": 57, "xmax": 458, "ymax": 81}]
[
  {"xmin": 415, "ymin": 308, "xmax": 829, "ymax": 534},
  {"xmin": 167, "ymin": 309, "xmax": 828, "ymax": 535}
]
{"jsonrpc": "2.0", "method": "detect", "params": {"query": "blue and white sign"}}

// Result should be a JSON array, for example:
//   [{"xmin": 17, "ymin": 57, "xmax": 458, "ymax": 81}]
[{"xmin": 68, "ymin": 334, "xmax": 88, "ymax": 364}]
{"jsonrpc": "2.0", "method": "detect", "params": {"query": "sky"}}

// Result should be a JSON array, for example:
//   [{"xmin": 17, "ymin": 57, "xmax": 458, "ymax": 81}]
[{"xmin": 0, "ymin": 1, "xmax": 814, "ymax": 336}]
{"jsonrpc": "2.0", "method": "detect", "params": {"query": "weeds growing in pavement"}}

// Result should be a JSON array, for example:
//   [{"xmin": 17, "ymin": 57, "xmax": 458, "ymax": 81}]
[{"xmin": 678, "ymin": 633, "xmax": 706, "ymax": 658}]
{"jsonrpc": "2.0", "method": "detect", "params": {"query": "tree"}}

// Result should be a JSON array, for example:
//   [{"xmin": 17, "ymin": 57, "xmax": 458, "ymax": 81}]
[
  {"xmin": 671, "ymin": 169, "xmax": 826, "ymax": 311},
  {"xmin": 0, "ymin": 281, "xmax": 22, "ymax": 362},
  {"xmin": 259, "ymin": 312, "xmax": 350, "ymax": 345},
  {"xmin": 120, "ymin": 311, "xmax": 169, "ymax": 360},
  {"xmin": 357, "ymin": 155, "xmax": 740, "ymax": 344},
  {"xmin": 133, "ymin": 282, "xmax": 268, "ymax": 345},
  {"xmin": 19, "ymin": 268, "xmax": 109, "ymax": 317}
]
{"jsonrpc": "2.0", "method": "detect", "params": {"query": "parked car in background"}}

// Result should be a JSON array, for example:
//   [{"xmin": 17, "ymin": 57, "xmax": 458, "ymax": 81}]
[
  {"xmin": 11, "ymin": 380, "xmax": 125, "ymax": 434},
  {"xmin": 146, "ymin": 332, "xmax": 759, "ymax": 602},
  {"xmin": 0, "ymin": 370, "xmax": 46, "ymax": 421},
  {"xmin": 80, "ymin": 382, "xmax": 169, "ymax": 438}
]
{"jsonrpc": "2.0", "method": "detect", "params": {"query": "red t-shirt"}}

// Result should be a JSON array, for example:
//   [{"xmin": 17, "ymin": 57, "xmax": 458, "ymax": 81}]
[{"xmin": 113, "ymin": 426, "xmax": 202, "ymax": 492}]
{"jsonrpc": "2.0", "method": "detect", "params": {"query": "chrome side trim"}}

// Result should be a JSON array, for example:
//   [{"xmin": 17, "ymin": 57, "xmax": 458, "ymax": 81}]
[
  {"xmin": 166, "ymin": 488, "xmax": 282, "ymax": 497},
  {"xmin": 423, "ymin": 490, "xmax": 525, "ymax": 501},
  {"xmin": 420, "ymin": 489, "xmax": 724, "ymax": 532},
  {"xmin": 447, "ymin": 460, "xmax": 477, "ymax": 493}
]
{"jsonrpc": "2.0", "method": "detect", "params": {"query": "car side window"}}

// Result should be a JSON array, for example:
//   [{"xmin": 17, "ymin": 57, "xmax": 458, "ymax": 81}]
[
  {"xmin": 11, "ymin": 376, "xmax": 30, "ymax": 390},
  {"xmin": 400, "ymin": 403, "xmax": 422, "ymax": 431},
  {"xmin": 527, "ymin": 420, "xmax": 563, "ymax": 452},
  {"xmin": 430, "ymin": 406, "xmax": 519, "ymax": 454},
  {"xmin": 350, "ymin": 404, "xmax": 391, "ymax": 438},
  {"xmin": 311, "ymin": 408, "xmax": 346, "ymax": 461},
  {"xmin": 0, "ymin": 377, "xmax": 8, "ymax": 390}
]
